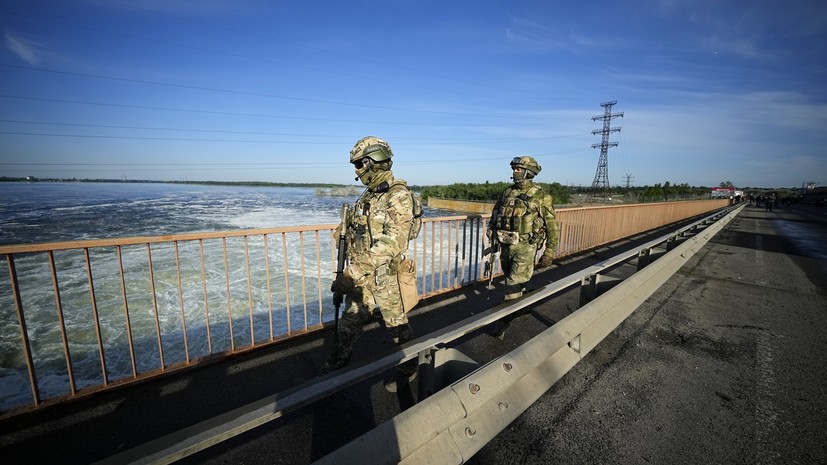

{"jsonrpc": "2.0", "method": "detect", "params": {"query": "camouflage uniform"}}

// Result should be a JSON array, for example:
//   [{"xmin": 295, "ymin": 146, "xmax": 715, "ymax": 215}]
[
  {"xmin": 487, "ymin": 156, "xmax": 559, "ymax": 339},
  {"xmin": 492, "ymin": 180, "xmax": 559, "ymax": 300},
  {"xmin": 322, "ymin": 137, "xmax": 417, "ymax": 389}
]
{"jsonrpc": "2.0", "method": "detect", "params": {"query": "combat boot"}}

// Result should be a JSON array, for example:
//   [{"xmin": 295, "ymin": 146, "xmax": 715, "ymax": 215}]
[
  {"xmin": 384, "ymin": 323, "xmax": 416, "ymax": 392},
  {"xmin": 488, "ymin": 296, "xmax": 526, "ymax": 340},
  {"xmin": 488, "ymin": 319, "xmax": 511, "ymax": 340},
  {"xmin": 318, "ymin": 360, "xmax": 341, "ymax": 376},
  {"xmin": 318, "ymin": 323, "xmax": 359, "ymax": 375},
  {"xmin": 383, "ymin": 359, "xmax": 417, "ymax": 393}
]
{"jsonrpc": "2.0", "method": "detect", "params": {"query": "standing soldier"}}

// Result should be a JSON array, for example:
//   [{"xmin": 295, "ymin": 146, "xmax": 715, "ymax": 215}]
[
  {"xmin": 487, "ymin": 156, "xmax": 559, "ymax": 339},
  {"xmin": 321, "ymin": 136, "xmax": 420, "ymax": 393}
]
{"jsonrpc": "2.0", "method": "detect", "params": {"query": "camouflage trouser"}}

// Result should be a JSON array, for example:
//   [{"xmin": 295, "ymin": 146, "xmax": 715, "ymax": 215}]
[
  {"xmin": 488, "ymin": 241, "xmax": 539, "ymax": 338},
  {"xmin": 323, "ymin": 264, "xmax": 412, "ymax": 373},
  {"xmin": 500, "ymin": 241, "xmax": 538, "ymax": 301}
]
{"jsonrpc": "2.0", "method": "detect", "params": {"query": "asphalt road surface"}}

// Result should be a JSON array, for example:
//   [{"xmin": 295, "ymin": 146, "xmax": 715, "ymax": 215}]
[{"xmin": 470, "ymin": 204, "xmax": 827, "ymax": 465}]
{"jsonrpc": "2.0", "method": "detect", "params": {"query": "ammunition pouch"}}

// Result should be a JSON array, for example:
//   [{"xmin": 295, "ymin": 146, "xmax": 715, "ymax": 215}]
[
  {"xmin": 374, "ymin": 262, "xmax": 392, "ymax": 290},
  {"xmin": 397, "ymin": 257, "xmax": 419, "ymax": 312},
  {"xmin": 496, "ymin": 230, "xmax": 520, "ymax": 245}
]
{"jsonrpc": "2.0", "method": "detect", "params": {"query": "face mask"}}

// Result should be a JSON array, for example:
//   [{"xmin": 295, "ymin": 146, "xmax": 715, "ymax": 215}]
[{"xmin": 354, "ymin": 158, "xmax": 373, "ymax": 184}]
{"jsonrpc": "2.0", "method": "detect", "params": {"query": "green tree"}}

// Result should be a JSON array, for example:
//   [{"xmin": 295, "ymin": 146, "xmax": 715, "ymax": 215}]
[
  {"xmin": 663, "ymin": 181, "xmax": 673, "ymax": 200},
  {"xmin": 420, "ymin": 181, "xmax": 570, "ymax": 205}
]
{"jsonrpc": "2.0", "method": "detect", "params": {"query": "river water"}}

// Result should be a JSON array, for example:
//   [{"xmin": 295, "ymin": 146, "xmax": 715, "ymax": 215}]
[
  {"xmin": 0, "ymin": 181, "xmax": 447, "ymax": 412},
  {"xmin": 0, "ymin": 182, "xmax": 356, "ymax": 245}
]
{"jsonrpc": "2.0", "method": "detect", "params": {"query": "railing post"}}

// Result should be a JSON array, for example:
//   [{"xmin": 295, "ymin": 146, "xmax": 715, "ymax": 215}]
[{"xmin": 7, "ymin": 255, "xmax": 41, "ymax": 406}]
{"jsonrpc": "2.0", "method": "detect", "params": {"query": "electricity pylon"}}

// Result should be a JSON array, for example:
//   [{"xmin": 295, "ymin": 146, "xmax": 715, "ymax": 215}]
[{"xmin": 588, "ymin": 101, "xmax": 623, "ymax": 201}]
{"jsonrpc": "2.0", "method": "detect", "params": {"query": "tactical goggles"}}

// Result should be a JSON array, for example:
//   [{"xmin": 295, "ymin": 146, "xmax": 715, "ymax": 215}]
[
  {"xmin": 352, "ymin": 158, "xmax": 369, "ymax": 169},
  {"xmin": 510, "ymin": 157, "xmax": 527, "ymax": 169}
]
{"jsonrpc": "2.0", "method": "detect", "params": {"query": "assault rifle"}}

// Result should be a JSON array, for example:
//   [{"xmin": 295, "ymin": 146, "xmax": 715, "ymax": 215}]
[
  {"xmin": 332, "ymin": 203, "xmax": 349, "ymax": 356},
  {"xmin": 482, "ymin": 237, "xmax": 499, "ymax": 297}
]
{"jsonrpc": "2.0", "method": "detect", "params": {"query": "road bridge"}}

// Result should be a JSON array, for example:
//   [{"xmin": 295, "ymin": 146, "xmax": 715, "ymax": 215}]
[{"xmin": 1, "ymin": 203, "xmax": 825, "ymax": 464}]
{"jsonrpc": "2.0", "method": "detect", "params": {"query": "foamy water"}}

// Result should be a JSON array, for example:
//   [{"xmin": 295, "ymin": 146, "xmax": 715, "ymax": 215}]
[{"xmin": 0, "ymin": 182, "xmax": 368, "ymax": 411}]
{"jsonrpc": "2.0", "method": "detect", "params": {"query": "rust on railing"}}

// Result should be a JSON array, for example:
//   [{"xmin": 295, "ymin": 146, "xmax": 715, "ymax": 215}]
[{"xmin": 0, "ymin": 199, "xmax": 729, "ymax": 417}]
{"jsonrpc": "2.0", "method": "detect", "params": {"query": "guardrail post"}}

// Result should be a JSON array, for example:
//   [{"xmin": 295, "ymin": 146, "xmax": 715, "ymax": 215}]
[
  {"xmin": 417, "ymin": 347, "xmax": 479, "ymax": 401},
  {"xmin": 579, "ymin": 273, "xmax": 622, "ymax": 307},
  {"xmin": 637, "ymin": 248, "xmax": 652, "ymax": 271},
  {"xmin": 580, "ymin": 274, "xmax": 597, "ymax": 306},
  {"xmin": 665, "ymin": 235, "xmax": 678, "ymax": 251}
]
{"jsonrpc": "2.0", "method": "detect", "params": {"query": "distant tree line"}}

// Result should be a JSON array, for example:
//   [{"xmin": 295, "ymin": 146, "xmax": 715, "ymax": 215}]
[
  {"xmin": 417, "ymin": 181, "xmax": 797, "ymax": 206},
  {"xmin": 595, "ymin": 182, "xmax": 711, "ymax": 202},
  {"xmin": 4, "ymin": 176, "xmax": 806, "ymax": 205},
  {"xmin": 418, "ymin": 181, "xmax": 571, "ymax": 204},
  {"xmin": 417, "ymin": 181, "xmax": 709, "ymax": 205}
]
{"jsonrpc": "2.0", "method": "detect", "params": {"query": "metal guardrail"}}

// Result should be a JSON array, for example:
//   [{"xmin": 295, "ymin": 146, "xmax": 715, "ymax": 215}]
[
  {"xmin": 0, "ymin": 199, "xmax": 729, "ymax": 416},
  {"xmin": 88, "ymin": 203, "xmax": 742, "ymax": 465},
  {"xmin": 315, "ymin": 202, "xmax": 746, "ymax": 465}
]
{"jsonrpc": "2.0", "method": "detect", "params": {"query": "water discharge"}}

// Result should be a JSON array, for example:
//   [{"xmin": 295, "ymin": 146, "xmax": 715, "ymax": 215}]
[{"xmin": 1, "ymin": 182, "xmax": 439, "ymax": 411}]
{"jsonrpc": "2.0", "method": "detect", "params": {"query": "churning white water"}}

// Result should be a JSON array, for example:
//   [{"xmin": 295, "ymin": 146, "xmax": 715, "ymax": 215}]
[{"xmin": 0, "ymin": 182, "xmax": 389, "ymax": 411}]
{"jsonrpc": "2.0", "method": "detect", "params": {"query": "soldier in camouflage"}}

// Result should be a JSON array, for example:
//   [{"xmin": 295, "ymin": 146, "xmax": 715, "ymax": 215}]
[
  {"xmin": 487, "ymin": 156, "xmax": 560, "ymax": 339},
  {"xmin": 320, "ymin": 136, "xmax": 418, "ymax": 392}
]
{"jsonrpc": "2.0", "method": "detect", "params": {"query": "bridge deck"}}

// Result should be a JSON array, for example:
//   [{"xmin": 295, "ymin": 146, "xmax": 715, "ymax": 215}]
[{"xmin": 1, "ymin": 204, "xmax": 825, "ymax": 465}]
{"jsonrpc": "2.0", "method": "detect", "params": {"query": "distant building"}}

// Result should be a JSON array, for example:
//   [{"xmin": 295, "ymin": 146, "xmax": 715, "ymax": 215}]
[{"xmin": 710, "ymin": 187, "xmax": 735, "ymax": 199}]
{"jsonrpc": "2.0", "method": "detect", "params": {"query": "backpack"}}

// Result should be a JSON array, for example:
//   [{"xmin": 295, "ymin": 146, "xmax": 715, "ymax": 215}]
[{"xmin": 387, "ymin": 181, "xmax": 423, "ymax": 240}]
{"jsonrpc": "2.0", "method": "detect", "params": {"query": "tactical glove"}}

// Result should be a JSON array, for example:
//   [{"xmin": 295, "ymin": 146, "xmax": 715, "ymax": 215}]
[
  {"xmin": 331, "ymin": 223, "xmax": 343, "ymax": 246},
  {"xmin": 536, "ymin": 255, "xmax": 553, "ymax": 269},
  {"xmin": 331, "ymin": 271, "xmax": 356, "ymax": 295}
]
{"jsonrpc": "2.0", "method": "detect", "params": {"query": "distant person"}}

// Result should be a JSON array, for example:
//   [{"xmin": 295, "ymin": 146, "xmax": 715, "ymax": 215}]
[
  {"xmin": 486, "ymin": 156, "xmax": 560, "ymax": 339},
  {"xmin": 320, "ymin": 136, "xmax": 421, "ymax": 393}
]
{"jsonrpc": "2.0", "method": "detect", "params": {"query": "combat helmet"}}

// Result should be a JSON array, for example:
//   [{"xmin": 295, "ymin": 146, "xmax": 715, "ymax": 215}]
[
  {"xmin": 510, "ymin": 156, "xmax": 541, "ymax": 176},
  {"xmin": 350, "ymin": 136, "xmax": 393, "ymax": 164}
]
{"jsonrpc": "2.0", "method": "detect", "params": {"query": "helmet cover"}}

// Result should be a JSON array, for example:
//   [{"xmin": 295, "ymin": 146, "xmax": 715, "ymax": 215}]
[
  {"xmin": 350, "ymin": 136, "xmax": 393, "ymax": 164},
  {"xmin": 510, "ymin": 156, "xmax": 541, "ymax": 176}
]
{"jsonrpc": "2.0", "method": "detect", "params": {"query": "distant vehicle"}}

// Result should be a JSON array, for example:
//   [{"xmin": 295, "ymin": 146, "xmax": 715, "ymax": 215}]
[{"xmin": 711, "ymin": 187, "xmax": 736, "ymax": 199}]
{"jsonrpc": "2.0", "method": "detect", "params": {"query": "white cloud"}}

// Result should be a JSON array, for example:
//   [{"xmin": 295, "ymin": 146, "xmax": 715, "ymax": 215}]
[
  {"xmin": 5, "ymin": 32, "xmax": 46, "ymax": 66},
  {"xmin": 506, "ymin": 15, "xmax": 575, "ymax": 53}
]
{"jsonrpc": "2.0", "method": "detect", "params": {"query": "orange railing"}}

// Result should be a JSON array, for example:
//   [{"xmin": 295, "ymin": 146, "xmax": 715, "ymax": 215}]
[{"xmin": 0, "ymin": 199, "xmax": 729, "ymax": 416}]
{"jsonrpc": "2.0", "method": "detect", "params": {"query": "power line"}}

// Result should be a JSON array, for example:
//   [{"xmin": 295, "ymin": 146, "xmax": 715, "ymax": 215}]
[
  {"xmin": 96, "ymin": 0, "xmax": 546, "ymax": 99},
  {"xmin": 0, "ymin": 150, "xmax": 575, "ymax": 169},
  {"xmin": 2, "ymin": 63, "xmax": 563, "ymax": 123},
  {"xmin": 0, "ymin": 128, "xmax": 588, "ymax": 145},
  {"xmin": 3, "ymin": 63, "xmax": 517, "ymax": 119},
  {"xmin": 0, "ymin": 94, "xmax": 435, "ymax": 127},
  {"xmin": 0, "ymin": 95, "xmax": 572, "ymax": 129},
  {"xmin": 0, "ymin": 9, "xmax": 514, "ymax": 102}
]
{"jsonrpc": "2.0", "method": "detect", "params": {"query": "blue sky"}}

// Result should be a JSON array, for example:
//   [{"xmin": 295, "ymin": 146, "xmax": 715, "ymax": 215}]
[{"xmin": 1, "ymin": 0, "xmax": 826, "ymax": 188}]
